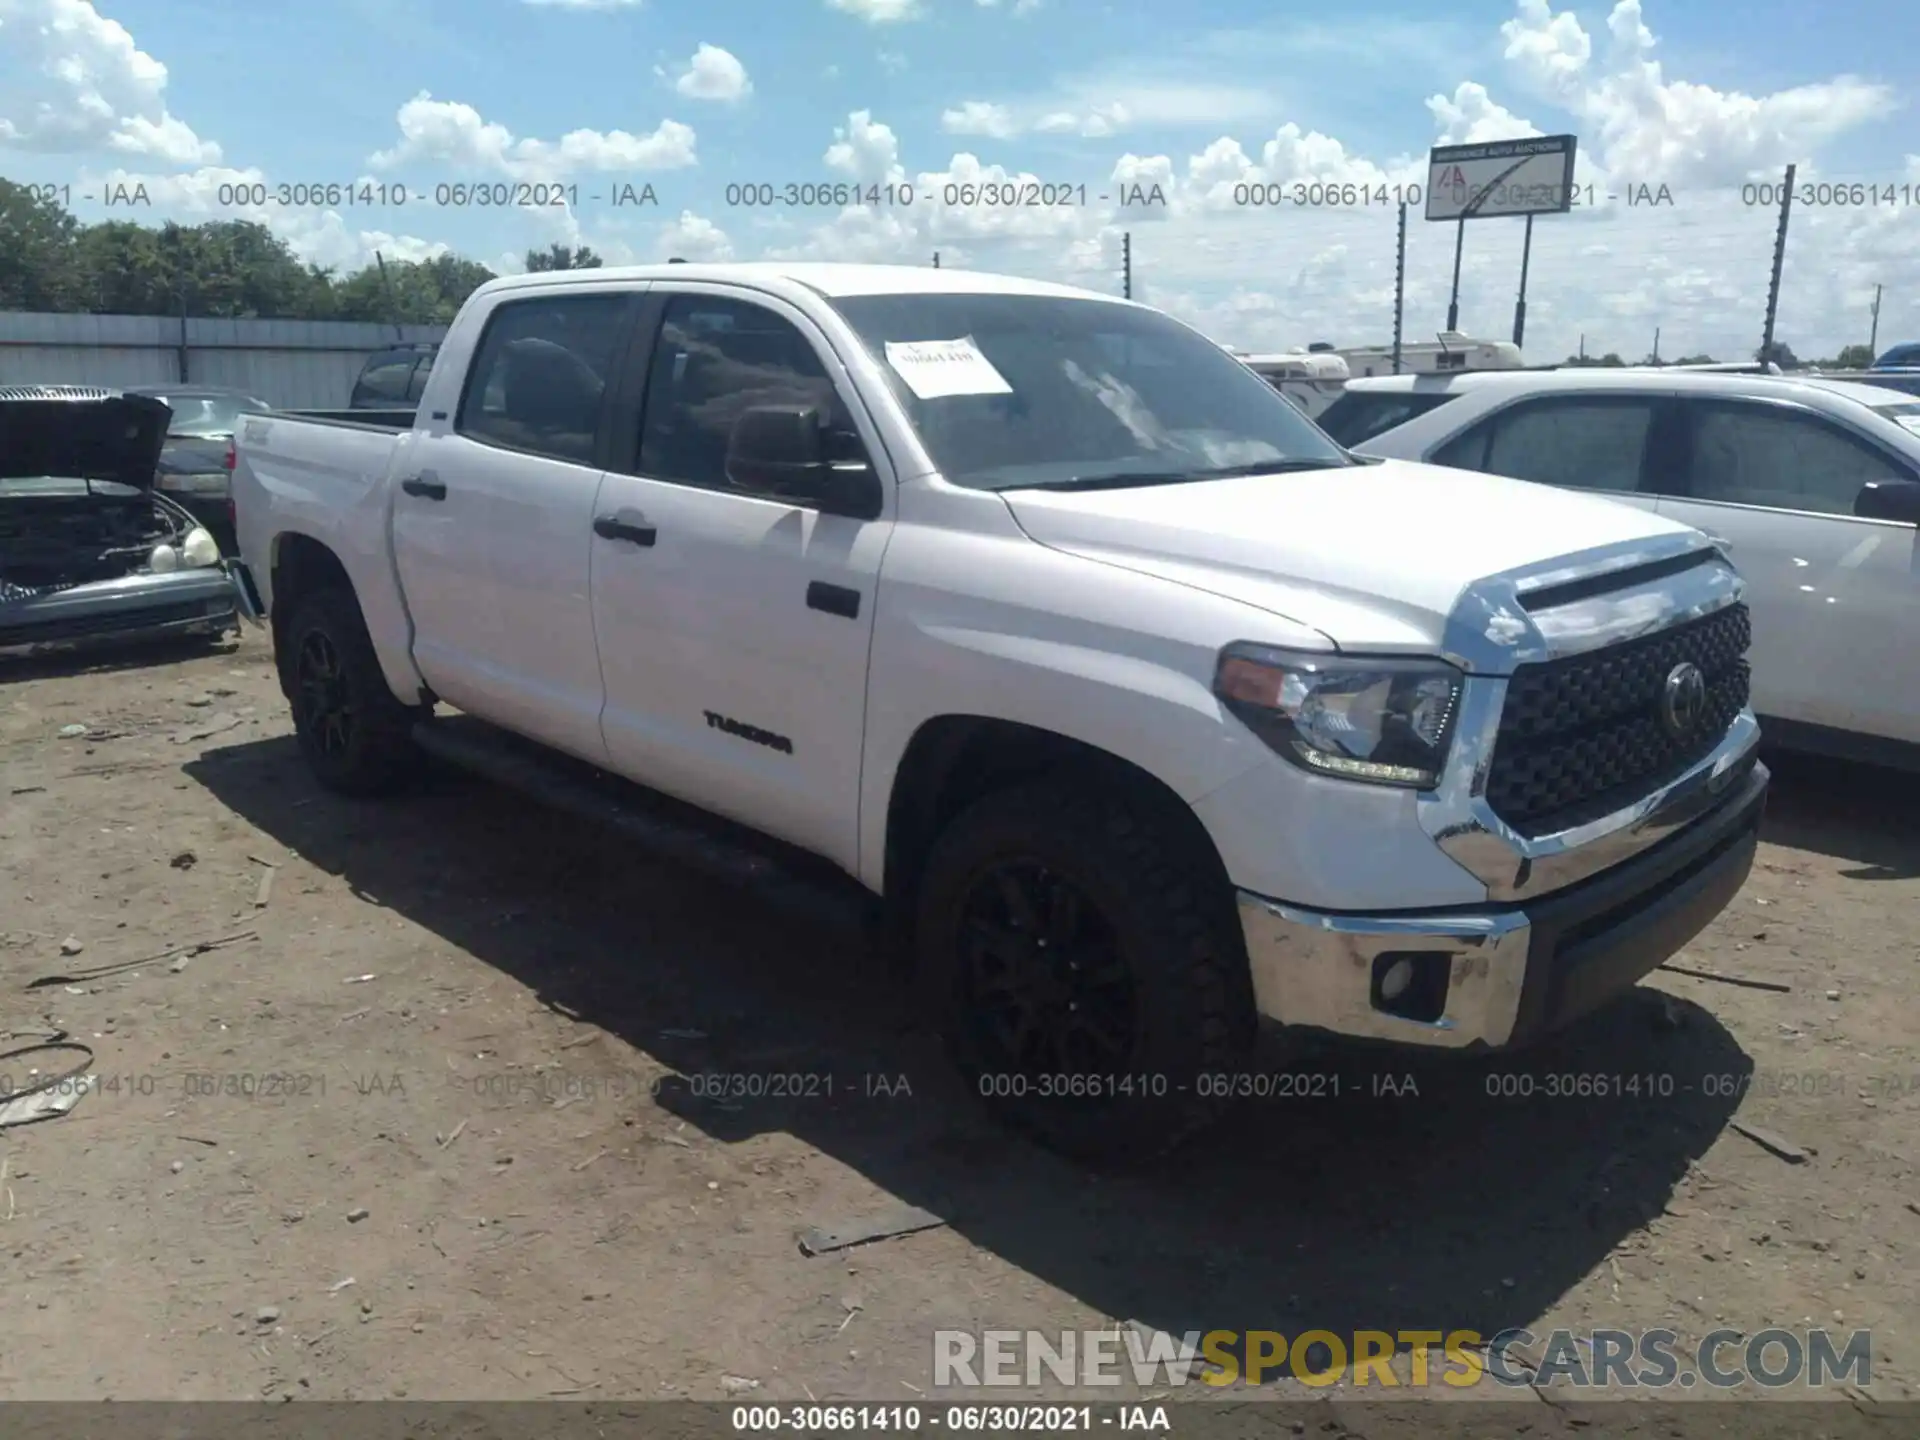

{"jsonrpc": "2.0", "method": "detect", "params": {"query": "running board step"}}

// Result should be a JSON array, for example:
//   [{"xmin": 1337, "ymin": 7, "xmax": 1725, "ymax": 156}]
[{"xmin": 411, "ymin": 714, "xmax": 877, "ymax": 940}]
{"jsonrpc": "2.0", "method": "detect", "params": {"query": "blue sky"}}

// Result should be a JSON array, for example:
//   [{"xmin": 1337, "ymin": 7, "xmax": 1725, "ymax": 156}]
[{"xmin": 2, "ymin": 0, "xmax": 1917, "ymax": 361}]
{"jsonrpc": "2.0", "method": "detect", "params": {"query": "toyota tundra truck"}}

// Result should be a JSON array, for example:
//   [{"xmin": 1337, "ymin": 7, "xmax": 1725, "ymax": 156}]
[{"xmin": 229, "ymin": 262, "xmax": 1768, "ymax": 1159}]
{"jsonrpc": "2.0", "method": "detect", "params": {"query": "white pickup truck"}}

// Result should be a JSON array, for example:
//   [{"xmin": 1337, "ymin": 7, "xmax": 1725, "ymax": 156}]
[{"xmin": 230, "ymin": 262, "xmax": 1769, "ymax": 1159}]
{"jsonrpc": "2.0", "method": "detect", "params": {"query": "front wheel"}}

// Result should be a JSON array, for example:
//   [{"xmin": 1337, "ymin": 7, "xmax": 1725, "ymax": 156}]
[
  {"xmin": 282, "ymin": 588, "xmax": 423, "ymax": 796},
  {"xmin": 915, "ymin": 780, "xmax": 1256, "ymax": 1163}
]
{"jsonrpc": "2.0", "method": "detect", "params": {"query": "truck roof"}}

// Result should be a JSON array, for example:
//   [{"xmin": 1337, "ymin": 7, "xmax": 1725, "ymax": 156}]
[{"xmin": 477, "ymin": 261, "xmax": 1129, "ymax": 305}]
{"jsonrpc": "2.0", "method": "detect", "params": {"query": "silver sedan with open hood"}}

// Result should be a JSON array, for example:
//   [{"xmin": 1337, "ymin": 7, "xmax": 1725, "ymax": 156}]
[{"xmin": 1, "ymin": 385, "xmax": 247, "ymax": 658}]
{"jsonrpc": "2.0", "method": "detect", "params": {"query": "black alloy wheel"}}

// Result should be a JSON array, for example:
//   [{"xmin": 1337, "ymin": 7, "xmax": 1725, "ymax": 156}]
[
  {"xmin": 955, "ymin": 860, "xmax": 1138, "ymax": 1078},
  {"xmin": 295, "ymin": 627, "xmax": 354, "ymax": 759}
]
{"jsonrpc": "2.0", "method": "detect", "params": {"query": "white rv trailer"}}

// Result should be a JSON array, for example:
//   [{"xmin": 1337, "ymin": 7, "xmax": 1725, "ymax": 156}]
[
  {"xmin": 1230, "ymin": 348, "xmax": 1351, "ymax": 419},
  {"xmin": 1338, "ymin": 332, "xmax": 1524, "ymax": 377}
]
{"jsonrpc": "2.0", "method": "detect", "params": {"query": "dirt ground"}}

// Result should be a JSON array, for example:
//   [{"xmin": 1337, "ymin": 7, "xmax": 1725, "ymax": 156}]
[{"xmin": 0, "ymin": 628, "xmax": 1915, "ymax": 1413}]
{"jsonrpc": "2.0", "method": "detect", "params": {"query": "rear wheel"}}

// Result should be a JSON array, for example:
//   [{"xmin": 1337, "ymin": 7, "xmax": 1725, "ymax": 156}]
[
  {"xmin": 916, "ymin": 779, "xmax": 1255, "ymax": 1163},
  {"xmin": 283, "ymin": 588, "xmax": 423, "ymax": 796}
]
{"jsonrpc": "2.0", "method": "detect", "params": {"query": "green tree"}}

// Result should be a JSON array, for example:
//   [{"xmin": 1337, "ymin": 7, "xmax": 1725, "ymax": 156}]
[
  {"xmin": 525, "ymin": 242, "xmax": 603, "ymax": 272},
  {"xmin": 0, "ymin": 179, "xmax": 82, "ymax": 310},
  {"xmin": 1757, "ymin": 340, "xmax": 1799, "ymax": 368},
  {"xmin": 331, "ymin": 253, "xmax": 496, "ymax": 325},
  {"xmin": 1834, "ymin": 344, "xmax": 1874, "ymax": 369}
]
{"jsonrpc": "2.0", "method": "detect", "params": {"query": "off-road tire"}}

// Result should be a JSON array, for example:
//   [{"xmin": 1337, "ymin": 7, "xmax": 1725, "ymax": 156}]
[
  {"xmin": 915, "ymin": 779, "xmax": 1256, "ymax": 1164},
  {"xmin": 282, "ymin": 587, "xmax": 423, "ymax": 796}
]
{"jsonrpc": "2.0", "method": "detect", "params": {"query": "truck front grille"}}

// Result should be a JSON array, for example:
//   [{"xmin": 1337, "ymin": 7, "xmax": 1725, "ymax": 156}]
[{"xmin": 1485, "ymin": 604, "xmax": 1750, "ymax": 836}]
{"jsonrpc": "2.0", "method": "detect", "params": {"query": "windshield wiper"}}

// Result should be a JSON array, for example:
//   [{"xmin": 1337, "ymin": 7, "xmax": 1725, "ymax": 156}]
[{"xmin": 1006, "ymin": 457, "xmax": 1349, "ymax": 492}]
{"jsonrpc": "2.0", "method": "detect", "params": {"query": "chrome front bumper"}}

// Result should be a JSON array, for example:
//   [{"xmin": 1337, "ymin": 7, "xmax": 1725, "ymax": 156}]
[
  {"xmin": 1240, "ymin": 741, "xmax": 1766, "ymax": 1048},
  {"xmin": 1240, "ymin": 532, "xmax": 1769, "ymax": 1050}
]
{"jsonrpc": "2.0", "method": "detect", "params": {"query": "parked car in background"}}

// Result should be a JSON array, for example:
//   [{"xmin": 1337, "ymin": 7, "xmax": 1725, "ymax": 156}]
[
  {"xmin": 349, "ymin": 343, "xmax": 438, "ymax": 409},
  {"xmin": 1339, "ymin": 368, "xmax": 1920, "ymax": 767},
  {"xmin": 229, "ymin": 262, "xmax": 1768, "ymax": 1160},
  {"xmin": 124, "ymin": 385, "xmax": 271, "ymax": 549},
  {"xmin": 1, "ymin": 386, "xmax": 241, "ymax": 658}
]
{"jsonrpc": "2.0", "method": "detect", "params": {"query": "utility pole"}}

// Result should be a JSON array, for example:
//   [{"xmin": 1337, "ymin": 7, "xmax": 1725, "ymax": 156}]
[
  {"xmin": 1121, "ymin": 232, "xmax": 1132, "ymax": 299},
  {"xmin": 1760, "ymin": 162, "xmax": 1795, "ymax": 363},
  {"xmin": 1653, "ymin": 326, "xmax": 1661, "ymax": 364},
  {"xmin": 1445, "ymin": 218, "xmax": 1465, "ymax": 332},
  {"xmin": 1511, "ymin": 213, "xmax": 1533, "ymax": 348},
  {"xmin": 1392, "ymin": 203, "xmax": 1407, "ymax": 375},
  {"xmin": 1869, "ymin": 282, "xmax": 1883, "ymax": 356},
  {"xmin": 932, "ymin": 252, "xmax": 940, "ymax": 268}
]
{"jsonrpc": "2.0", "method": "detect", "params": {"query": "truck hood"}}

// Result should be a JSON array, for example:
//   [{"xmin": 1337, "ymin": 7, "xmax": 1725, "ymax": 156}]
[
  {"xmin": 1000, "ymin": 457, "xmax": 1694, "ymax": 652},
  {"xmin": 0, "ymin": 389, "xmax": 172, "ymax": 491}
]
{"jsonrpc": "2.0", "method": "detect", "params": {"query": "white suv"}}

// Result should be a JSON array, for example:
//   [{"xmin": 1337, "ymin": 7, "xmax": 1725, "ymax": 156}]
[{"xmin": 1329, "ymin": 369, "xmax": 1920, "ymax": 766}]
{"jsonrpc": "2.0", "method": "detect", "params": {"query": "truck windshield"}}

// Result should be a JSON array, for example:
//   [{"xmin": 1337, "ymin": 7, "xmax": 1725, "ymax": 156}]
[{"xmin": 828, "ymin": 292, "xmax": 1350, "ymax": 491}]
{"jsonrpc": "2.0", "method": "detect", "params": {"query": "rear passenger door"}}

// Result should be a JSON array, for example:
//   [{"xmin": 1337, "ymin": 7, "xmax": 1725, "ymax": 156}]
[
  {"xmin": 1662, "ymin": 398, "xmax": 1920, "ymax": 741},
  {"xmin": 1424, "ymin": 393, "xmax": 1673, "ymax": 517},
  {"xmin": 589, "ymin": 287, "xmax": 894, "ymax": 873},
  {"xmin": 393, "ymin": 290, "xmax": 639, "ymax": 762}
]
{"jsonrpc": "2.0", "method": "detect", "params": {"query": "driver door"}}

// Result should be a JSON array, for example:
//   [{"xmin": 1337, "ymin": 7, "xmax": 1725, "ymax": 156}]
[{"xmin": 589, "ymin": 286, "xmax": 895, "ymax": 873}]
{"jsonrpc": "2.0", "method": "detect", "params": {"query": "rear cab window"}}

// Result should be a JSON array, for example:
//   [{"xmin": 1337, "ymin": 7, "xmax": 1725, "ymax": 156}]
[{"xmin": 351, "ymin": 353, "xmax": 415, "ymax": 408}]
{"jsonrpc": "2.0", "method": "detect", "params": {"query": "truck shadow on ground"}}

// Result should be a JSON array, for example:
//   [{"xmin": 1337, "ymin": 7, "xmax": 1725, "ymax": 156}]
[{"xmin": 190, "ymin": 736, "xmax": 1757, "ymax": 1358}]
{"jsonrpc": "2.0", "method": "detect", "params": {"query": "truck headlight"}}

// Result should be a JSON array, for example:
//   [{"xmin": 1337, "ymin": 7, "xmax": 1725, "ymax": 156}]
[
  {"xmin": 180, "ymin": 527, "xmax": 222, "ymax": 568},
  {"xmin": 1214, "ymin": 643, "xmax": 1464, "ymax": 788}
]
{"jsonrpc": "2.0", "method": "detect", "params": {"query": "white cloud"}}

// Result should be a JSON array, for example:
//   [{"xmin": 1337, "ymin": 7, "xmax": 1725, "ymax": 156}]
[
  {"xmin": 761, "ymin": 3, "xmax": 1920, "ymax": 366},
  {"xmin": 825, "ymin": 0, "xmax": 922, "ymax": 22},
  {"xmin": 946, "ymin": 99, "xmax": 1130, "ymax": 140},
  {"xmin": 976, "ymin": 0, "xmax": 1041, "ymax": 11},
  {"xmin": 367, "ymin": 93, "xmax": 696, "ymax": 177},
  {"xmin": 0, "ymin": 0, "xmax": 219, "ymax": 163},
  {"xmin": 942, "ymin": 102, "xmax": 1018, "ymax": 140},
  {"xmin": 823, "ymin": 109, "xmax": 905, "ymax": 185},
  {"xmin": 656, "ymin": 209, "xmax": 734, "ymax": 261},
  {"xmin": 674, "ymin": 43, "xmax": 750, "ymax": 102},
  {"xmin": 1500, "ymin": 0, "xmax": 1896, "ymax": 184}
]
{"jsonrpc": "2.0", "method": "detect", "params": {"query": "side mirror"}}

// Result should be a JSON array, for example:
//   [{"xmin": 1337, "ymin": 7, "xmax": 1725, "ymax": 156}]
[
  {"xmin": 725, "ymin": 405, "xmax": 878, "ymax": 519},
  {"xmin": 1854, "ymin": 479, "xmax": 1920, "ymax": 525}
]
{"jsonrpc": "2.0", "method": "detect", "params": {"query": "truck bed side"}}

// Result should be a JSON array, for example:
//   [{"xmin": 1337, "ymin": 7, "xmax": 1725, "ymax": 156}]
[{"xmin": 232, "ymin": 412, "xmax": 427, "ymax": 704}]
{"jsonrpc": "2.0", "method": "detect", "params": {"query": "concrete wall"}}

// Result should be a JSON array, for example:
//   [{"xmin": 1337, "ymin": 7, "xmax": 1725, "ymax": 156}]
[{"xmin": 0, "ymin": 312, "xmax": 448, "ymax": 410}]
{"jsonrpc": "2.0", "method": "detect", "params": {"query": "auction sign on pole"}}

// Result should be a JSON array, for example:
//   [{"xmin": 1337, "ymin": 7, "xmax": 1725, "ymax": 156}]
[{"xmin": 1424, "ymin": 134, "xmax": 1578, "ymax": 341}]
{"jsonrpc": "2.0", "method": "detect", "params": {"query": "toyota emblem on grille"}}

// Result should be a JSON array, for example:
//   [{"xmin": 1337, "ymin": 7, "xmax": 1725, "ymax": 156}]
[{"xmin": 1660, "ymin": 661, "xmax": 1707, "ymax": 735}]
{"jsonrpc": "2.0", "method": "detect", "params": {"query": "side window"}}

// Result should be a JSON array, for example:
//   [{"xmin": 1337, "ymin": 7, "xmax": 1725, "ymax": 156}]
[
  {"xmin": 1429, "ymin": 419, "xmax": 1492, "ymax": 470},
  {"xmin": 1317, "ymin": 392, "xmax": 1455, "ymax": 447},
  {"xmin": 456, "ymin": 295, "xmax": 630, "ymax": 465},
  {"xmin": 1684, "ymin": 403, "xmax": 1906, "ymax": 516},
  {"xmin": 1477, "ymin": 398, "xmax": 1656, "ymax": 492},
  {"xmin": 637, "ymin": 294, "xmax": 860, "ymax": 498},
  {"xmin": 352, "ymin": 354, "xmax": 411, "ymax": 406}
]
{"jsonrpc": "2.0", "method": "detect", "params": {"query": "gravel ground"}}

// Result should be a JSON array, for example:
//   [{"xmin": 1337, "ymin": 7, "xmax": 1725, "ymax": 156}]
[{"xmin": 0, "ymin": 629, "xmax": 1914, "ymax": 1415}]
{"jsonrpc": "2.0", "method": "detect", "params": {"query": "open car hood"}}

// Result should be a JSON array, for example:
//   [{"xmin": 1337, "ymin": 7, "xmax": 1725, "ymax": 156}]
[{"xmin": 0, "ymin": 387, "xmax": 172, "ymax": 491}]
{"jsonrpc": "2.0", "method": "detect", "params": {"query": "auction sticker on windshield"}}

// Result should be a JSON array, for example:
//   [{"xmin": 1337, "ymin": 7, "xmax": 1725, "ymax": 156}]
[{"xmin": 883, "ymin": 337, "xmax": 1013, "ymax": 399}]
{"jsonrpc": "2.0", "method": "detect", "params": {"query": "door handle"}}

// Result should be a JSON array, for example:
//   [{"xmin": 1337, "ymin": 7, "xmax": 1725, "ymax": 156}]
[
  {"xmin": 806, "ymin": 581, "xmax": 861, "ymax": 619},
  {"xmin": 593, "ymin": 514, "xmax": 657, "ymax": 547},
  {"xmin": 401, "ymin": 473, "xmax": 446, "ymax": 500}
]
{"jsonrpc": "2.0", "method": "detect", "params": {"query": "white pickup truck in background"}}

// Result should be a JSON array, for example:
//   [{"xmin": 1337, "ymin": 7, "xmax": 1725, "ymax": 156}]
[{"xmin": 230, "ymin": 262, "xmax": 1769, "ymax": 1160}]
